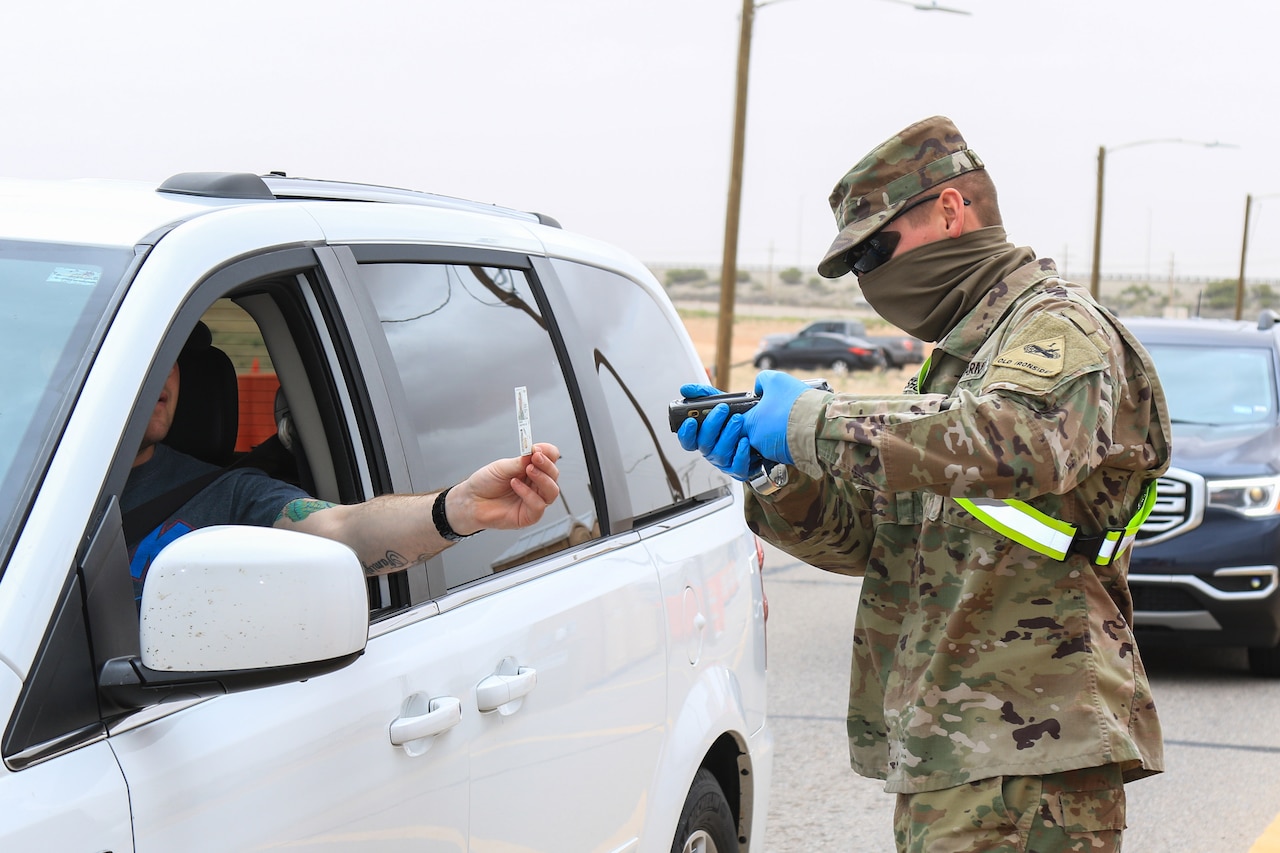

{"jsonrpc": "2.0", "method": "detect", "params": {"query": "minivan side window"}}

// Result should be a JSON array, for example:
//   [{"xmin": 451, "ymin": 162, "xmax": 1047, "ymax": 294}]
[
  {"xmin": 551, "ymin": 260, "xmax": 724, "ymax": 522},
  {"xmin": 357, "ymin": 262, "xmax": 599, "ymax": 591}
]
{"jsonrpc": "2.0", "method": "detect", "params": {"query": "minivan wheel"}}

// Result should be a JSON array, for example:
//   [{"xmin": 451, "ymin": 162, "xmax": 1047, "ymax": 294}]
[
  {"xmin": 1247, "ymin": 643, "xmax": 1280, "ymax": 677},
  {"xmin": 671, "ymin": 768, "xmax": 737, "ymax": 853},
  {"xmin": 756, "ymin": 355, "xmax": 775, "ymax": 370}
]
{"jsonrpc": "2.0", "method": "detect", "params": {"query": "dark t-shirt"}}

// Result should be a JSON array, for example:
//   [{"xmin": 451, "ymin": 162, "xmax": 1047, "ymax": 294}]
[{"xmin": 123, "ymin": 443, "xmax": 309, "ymax": 599}]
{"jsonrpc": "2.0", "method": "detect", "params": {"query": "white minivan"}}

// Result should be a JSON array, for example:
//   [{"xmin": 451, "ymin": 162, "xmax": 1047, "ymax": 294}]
[{"xmin": 0, "ymin": 173, "xmax": 771, "ymax": 852}]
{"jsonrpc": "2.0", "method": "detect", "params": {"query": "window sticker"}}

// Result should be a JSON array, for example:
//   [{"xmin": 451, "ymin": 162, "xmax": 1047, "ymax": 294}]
[{"xmin": 47, "ymin": 266, "xmax": 102, "ymax": 286}]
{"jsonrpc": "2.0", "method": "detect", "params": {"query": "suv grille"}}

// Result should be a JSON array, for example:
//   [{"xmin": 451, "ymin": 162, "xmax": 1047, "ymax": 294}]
[
  {"xmin": 1130, "ymin": 584, "xmax": 1202, "ymax": 612},
  {"xmin": 1135, "ymin": 467, "xmax": 1205, "ymax": 547}
]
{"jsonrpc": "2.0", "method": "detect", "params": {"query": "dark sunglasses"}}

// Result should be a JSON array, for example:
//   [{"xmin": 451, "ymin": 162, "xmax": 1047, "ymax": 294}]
[{"xmin": 844, "ymin": 193, "xmax": 970, "ymax": 277}]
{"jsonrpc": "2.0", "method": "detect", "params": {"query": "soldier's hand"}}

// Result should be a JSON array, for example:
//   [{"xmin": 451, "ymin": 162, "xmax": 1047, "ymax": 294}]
[
  {"xmin": 678, "ymin": 382, "xmax": 722, "ymax": 400},
  {"xmin": 677, "ymin": 383, "xmax": 754, "ymax": 481},
  {"xmin": 676, "ymin": 382, "xmax": 722, "ymax": 452},
  {"xmin": 743, "ymin": 370, "xmax": 809, "ymax": 465}
]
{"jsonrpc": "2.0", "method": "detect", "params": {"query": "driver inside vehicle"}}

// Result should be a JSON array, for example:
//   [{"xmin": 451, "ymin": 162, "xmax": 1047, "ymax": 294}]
[{"xmin": 122, "ymin": 323, "xmax": 561, "ymax": 599}]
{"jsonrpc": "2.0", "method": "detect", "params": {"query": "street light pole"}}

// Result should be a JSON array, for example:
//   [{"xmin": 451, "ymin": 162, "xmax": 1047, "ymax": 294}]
[
  {"xmin": 714, "ymin": 0, "xmax": 755, "ymax": 387},
  {"xmin": 1088, "ymin": 138, "xmax": 1234, "ymax": 303}
]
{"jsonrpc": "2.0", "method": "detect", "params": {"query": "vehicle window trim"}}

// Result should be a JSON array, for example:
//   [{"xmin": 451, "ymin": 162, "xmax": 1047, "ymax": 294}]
[
  {"xmin": 294, "ymin": 278, "xmax": 379, "ymax": 498},
  {"xmin": 527, "ymin": 256, "xmax": 632, "ymax": 530},
  {"xmin": 314, "ymin": 246, "xmax": 420, "ymax": 608},
  {"xmin": 320, "ymin": 247, "xmax": 419, "ymax": 494},
  {"xmin": 346, "ymin": 244, "xmax": 535, "ymax": 270},
  {"xmin": 429, "ymin": 530, "xmax": 645, "ymax": 618}
]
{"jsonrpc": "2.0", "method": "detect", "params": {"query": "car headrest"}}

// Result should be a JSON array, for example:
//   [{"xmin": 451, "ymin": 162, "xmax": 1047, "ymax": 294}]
[{"xmin": 164, "ymin": 322, "xmax": 239, "ymax": 467}]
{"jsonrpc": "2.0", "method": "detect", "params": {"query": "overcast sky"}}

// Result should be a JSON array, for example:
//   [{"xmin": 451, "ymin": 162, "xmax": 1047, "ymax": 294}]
[{"xmin": 5, "ymin": 0, "xmax": 1277, "ymax": 282}]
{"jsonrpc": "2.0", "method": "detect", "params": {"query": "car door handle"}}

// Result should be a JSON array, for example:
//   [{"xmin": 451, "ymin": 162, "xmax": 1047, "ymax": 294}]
[
  {"xmin": 389, "ymin": 695, "xmax": 462, "ymax": 746},
  {"xmin": 476, "ymin": 666, "xmax": 536, "ymax": 713}
]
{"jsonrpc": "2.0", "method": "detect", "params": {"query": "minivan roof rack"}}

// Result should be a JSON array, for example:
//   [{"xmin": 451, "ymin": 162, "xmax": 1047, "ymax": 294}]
[
  {"xmin": 153, "ymin": 172, "xmax": 562, "ymax": 228},
  {"xmin": 264, "ymin": 173, "xmax": 558, "ymax": 227}
]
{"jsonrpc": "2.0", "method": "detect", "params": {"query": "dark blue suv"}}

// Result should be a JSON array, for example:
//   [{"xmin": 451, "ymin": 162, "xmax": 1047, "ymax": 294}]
[{"xmin": 1126, "ymin": 312, "xmax": 1280, "ymax": 676}]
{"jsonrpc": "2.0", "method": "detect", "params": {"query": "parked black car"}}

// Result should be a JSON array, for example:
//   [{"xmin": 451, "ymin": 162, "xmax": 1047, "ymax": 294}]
[
  {"xmin": 1126, "ymin": 312, "xmax": 1280, "ymax": 675},
  {"xmin": 756, "ymin": 318, "xmax": 926, "ymax": 368},
  {"xmin": 753, "ymin": 331, "xmax": 885, "ymax": 374}
]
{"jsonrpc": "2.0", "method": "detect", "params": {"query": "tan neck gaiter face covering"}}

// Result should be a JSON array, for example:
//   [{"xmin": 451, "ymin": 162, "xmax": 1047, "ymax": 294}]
[{"xmin": 856, "ymin": 226, "xmax": 1035, "ymax": 342}]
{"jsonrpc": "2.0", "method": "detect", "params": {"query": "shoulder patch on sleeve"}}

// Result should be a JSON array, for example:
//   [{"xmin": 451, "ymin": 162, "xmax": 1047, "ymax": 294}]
[
  {"xmin": 994, "ymin": 335, "xmax": 1065, "ymax": 377},
  {"xmin": 985, "ymin": 313, "xmax": 1104, "ymax": 392}
]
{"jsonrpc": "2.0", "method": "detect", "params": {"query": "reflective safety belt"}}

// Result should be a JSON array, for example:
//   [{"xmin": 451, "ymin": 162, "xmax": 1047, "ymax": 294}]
[{"xmin": 955, "ymin": 480, "xmax": 1158, "ymax": 566}]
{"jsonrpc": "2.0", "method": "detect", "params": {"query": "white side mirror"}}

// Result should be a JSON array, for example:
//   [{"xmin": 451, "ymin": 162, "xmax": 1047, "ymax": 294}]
[{"xmin": 139, "ymin": 525, "xmax": 368, "ymax": 672}]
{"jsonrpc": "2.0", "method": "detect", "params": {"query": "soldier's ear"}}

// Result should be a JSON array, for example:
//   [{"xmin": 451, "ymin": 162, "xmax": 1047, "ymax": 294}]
[{"xmin": 940, "ymin": 188, "xmax": 968, "ymax": 237}]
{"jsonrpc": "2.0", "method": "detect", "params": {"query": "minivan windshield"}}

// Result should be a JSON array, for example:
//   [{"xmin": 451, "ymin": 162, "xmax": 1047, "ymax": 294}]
[
  {"xmin": 1143, "ymin": 341, "xmax": 1277, "ymax": 426},
  {"xmin": 0, "ymin": 241, "xmax": 131, "ymax": 558}
]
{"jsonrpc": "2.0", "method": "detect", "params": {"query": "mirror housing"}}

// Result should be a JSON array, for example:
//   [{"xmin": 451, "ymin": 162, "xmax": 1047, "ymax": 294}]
[{"xmin": 100, "ymin": 526, "xmax": 369, "ymax": 709}]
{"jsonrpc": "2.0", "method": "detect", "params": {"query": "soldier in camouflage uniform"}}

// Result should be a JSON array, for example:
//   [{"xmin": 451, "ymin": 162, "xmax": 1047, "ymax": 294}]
[{"xmin": 677, "ymin": 116, "xmax": 1171, "ymax": 852}]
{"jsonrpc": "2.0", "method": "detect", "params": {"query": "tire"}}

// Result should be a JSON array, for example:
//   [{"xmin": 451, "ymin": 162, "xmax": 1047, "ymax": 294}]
[
  {"xmin": 831, "ymin": 359, "xmax": 851, "ymax": 376},
  {"xmin": 1248, "ymin": 644, "xmax": 1280, "ymax": 677},
  {"xmin": 755, "ymin": 355, "xmax": 775, "ymax": 370},
  {"xmin": 671, "ymin": 768, "xmax": 738, "ymax": 853}
]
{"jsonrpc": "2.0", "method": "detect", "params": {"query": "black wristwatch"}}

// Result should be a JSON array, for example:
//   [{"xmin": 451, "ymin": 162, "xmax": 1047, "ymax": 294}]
[{"xmin": 748, "ymin": 461, "xmax": 789, "ymax": 496}]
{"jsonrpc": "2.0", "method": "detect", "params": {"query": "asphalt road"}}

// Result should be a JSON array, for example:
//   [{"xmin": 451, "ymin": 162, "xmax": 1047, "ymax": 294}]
[{"xmin": 759, "ymin": 542, "xmax": 1280, "ymax": 852}]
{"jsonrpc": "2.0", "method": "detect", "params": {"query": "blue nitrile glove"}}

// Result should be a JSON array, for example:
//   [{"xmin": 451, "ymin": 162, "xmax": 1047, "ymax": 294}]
[
  {"xmin": 676, "ymin": 382, "xmax": 723, "ymax": 452},
  {"xmin": 742, "ymin": 370, "xmax": 809, "ymax": 466},
  {"xmin": 677, "ymin": 383, "xmax": 722, "ymax": 408},
  {"xmin": 676, "ymin": 383, "xmax": 755, "ymax": 480}
]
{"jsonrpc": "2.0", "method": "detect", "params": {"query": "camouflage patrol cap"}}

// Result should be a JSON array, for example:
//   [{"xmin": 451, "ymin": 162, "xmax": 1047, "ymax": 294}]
[{"xmin": 817, "ymin": 115, "xmax": 985, "ymax": 278}]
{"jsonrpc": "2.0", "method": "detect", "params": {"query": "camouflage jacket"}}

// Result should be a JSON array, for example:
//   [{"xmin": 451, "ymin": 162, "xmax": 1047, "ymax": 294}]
[{"xmin": 746, "ymin": 258, "xmax": 1171, "ymax": 794}]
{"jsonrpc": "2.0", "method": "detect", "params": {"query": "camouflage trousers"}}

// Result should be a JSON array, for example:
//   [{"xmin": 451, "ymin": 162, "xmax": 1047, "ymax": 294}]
[{"xmin": 893, "ymin": 764, "xmax": 1127, "ymax": 853}]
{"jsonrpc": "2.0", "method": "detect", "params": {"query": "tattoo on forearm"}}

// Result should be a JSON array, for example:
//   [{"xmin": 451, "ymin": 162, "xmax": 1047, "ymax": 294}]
[
  {"xmin": 364, "ymin": 550, "xmax": 410, "ymax": 576},
  {"xmin": 280, "ymin": 499, "xmax": 337, "ymax": 523}
]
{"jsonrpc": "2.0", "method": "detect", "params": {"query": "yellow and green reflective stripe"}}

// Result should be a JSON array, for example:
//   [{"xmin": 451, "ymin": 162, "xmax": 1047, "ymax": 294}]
[
  {"xmin": 1129, "ymin": 479, "xmax": 1158, "ymax": 530},
  {"xmin": 915, "ymin": 355, "xmax": 931, "ymax": 390},
  {"xmin": 1095, "ymin": 480, "xmax": 1159, "ymax": 565},
  {"xmin": 955, "ymin": 497, "xmax": 1076, "ymax": 560},
  {"xmin": 957, "ymin": 480, "xmax": 1158, "ymax": 565}
]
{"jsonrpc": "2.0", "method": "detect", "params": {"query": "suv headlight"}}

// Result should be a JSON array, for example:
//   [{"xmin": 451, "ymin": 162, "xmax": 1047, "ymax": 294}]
[{"xmin": 1206, "ymin": 475, "xmax": 1280, "ymax": 517}]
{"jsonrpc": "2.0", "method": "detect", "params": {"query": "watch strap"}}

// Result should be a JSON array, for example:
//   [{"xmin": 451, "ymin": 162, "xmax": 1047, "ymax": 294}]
[{"xmin": 432, "ymin": 486, "xmax": 475, "ymax": 542}]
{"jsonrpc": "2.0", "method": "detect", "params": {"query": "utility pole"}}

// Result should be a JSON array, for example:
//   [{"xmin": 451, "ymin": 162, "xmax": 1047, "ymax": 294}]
[
  {"xmin": 1237, "ymin": 194, "xmax": 1252, "ymax": 321},
  {"xmin": 714, "ymin": 0, "xmax": 755, "ymax": 387},
  {"xmin": 1089, "ymin": 145, "xmax": 1105, "ymax": 300},
  {"xmin": 713, "ymin": 0, "xmax": 965, "ymax": 383},
  {"xmin": 1089, "ymin": 138, "xmax": 1234, "ymax": 303}
]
